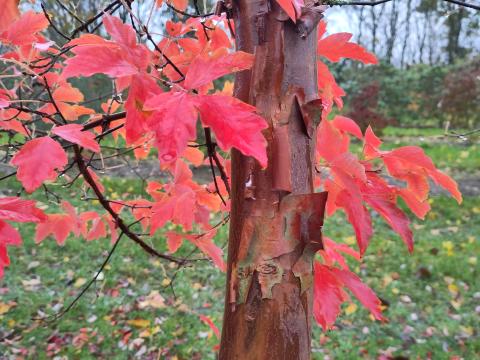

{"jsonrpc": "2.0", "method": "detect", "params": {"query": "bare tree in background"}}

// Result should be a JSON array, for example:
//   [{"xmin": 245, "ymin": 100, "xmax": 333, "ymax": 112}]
[
  {"xmin": 385, "ymin": 0, "xmax": 399, "ymax": 63},
  {"xmin": 400, "ymin": 0, "xmax": 412, "ymax": 68},
  {"xmin": 340, "ymin": 0, "xmax": 479, "ymax": 68}
]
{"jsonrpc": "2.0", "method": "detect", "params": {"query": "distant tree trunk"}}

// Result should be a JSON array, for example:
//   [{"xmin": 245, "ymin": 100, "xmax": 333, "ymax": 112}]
[
  {"xmin": 445, "ymin": 5, "xmax": 467, "ymax": 64},
  {"xmin": 385, "ymin": 0, "xmax": 399, "ymax": 64},
  {"xmin": 417, "ymin": 12, "xmax": 428, "ymax": 64},
  {"xmin": 219, "ymin": 1, "xmax": 327, "ymax": 359},
  {"xmin": 400, "ymin": 0, "xmax": 412, "ymax": 68},
  {"xmin": 357, "ymin": 7, "xmax": 365, "ymax": 47},
  {"xmin": 369, "ymin": 4, "xmax": 386, "ymax": 56},
  {"xmin": 370, "ymin": 5, "xmax": 378, "ymax": 55}
]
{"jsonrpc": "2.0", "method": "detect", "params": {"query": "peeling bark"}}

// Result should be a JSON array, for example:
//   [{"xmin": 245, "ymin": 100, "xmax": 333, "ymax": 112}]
[{"xmin": 219, "ymin": 1, "xmax": 327, "ymax": 358}]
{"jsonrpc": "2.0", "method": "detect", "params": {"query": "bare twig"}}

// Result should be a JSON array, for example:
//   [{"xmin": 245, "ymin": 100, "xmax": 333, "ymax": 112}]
[
  {"xmin": 34, "ymin": 232, "xmax": 125, "ymax": 323},
  {"xmin": 43, "ymin": 77, "xmax": 67, "ymax": 125},
  {"xmin": 443, "ymin": 0, "xmax": 480, "ymax": 11},
  {"xmin": 165, "ymin": 2, "xmax": 214, "ymax": 18},
  {"xmin": 82, "ymin": 112, "xmax": 126, "ymax": 131},
  {"xmin": 54, "ymin": 0, "xmax": 85, "ymax": 24},
  {"xmin": 324, "ymin": 0, "xmax": 392, "ymax": 6},
  {"xmin": 0, "ymin": 171, "xmax": 17, "ymax": 182},
  {"xmin": 70, "ymin": 0, "xmax": 120, "ymax": 37},
  {"xmin": 204, "ymin": 128, "xmax": 229, "ymax": 205},
  {"xmin": 41, "ymin": 2, "xmax": 72, "ymax": 41},
  {"xmin": 73, "ymin": 145, "xmax": 184, "ymax": 264},
  {"xmin": 446, "ymin": 128, "xmax": 480, "ymax": 140},
  {"xmin": 324, "ymin": 0, "xmax": 479, "ymax": 10}
]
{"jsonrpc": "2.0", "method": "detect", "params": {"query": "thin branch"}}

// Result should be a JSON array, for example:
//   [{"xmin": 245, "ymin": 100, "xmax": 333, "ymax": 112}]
[
  {"xmin": 446, "ymin": 128, "xmax": 480, "ymax": 140},
  {"xmin": 165, "ymin": 2, "xmax": 214, "ymax": 18},
  {"xmin": 324, "ymin": 0, "xmax": 392, "ymax": 6},
  {"xmin": 115, "ymin": 0, "xmax": 186, "ymax": 81},
  {"xmin": 94, "ymin": 123, "xmax": 124, "ymax": 140},
  {"xmin": 0, "ymin": 171, "xmax": 17, "ymax": 182},
  {"xmin": 54, "ymin": 0, "xmax": 85, "ymax": 25},
  {"xmin": 35, "ymin": 232, "xmax": 125, "ymax": 323},
  {"xmin": 73, "ymin": 145, "xmax": 185, "ymax": 264},
  {"xmin": 212, "ymin": 151, "xmax": 231, "ymax": 196},
  {"xmin": 41, "ymin": 2, "xmax": 72, "ymax": 41},
  {"xmin": 82, "ymin": 111, "xmax": 126, "ymax": 131},
  {"xmin": 6, "ymin": 105, "xmax": 56, "ymax": 123},
  {"xmin": 70, "ymin": 0, "xmax": 120, "ymax": 37},
  {"xmin": 443, "ymin": 0, "xmax": 480, "ymax": 10},
  {"xmin": 193, "ymin": 0, "xmax": 212, "ymax": 40},
  {"xmin": 43, "ymin": 77, "xmax": 67, "ymax": 125},
  {"xmin": 324, "ymin": 0, "xmax": 479, "ymax": 10},
  {"xmin": 36, "ymin": 46, "xmax": 75, "ymax": 76},
  {"xmin": 143, "ymin": 28, "xmax": 186, "ymax": 81},
  {"xmin": 204, "ymin": 128, "xmax": 227, "ymax": 205}
]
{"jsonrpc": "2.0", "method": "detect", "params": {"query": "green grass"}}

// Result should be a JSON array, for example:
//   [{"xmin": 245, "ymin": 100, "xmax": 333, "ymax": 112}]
[
  {"xmin": 382, "ymin": 126, "xmax": 452, "ymax": 137},
  {"xmin": 0, "ymin": 129, "xmax": 478, "ymax": 359}
]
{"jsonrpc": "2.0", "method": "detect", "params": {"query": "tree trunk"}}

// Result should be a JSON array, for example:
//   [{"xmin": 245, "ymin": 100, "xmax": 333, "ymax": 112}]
[
  {"xmin": 400, "ymin": 0, "xmax": 412, "ymax": 69},
  {"xmin": 445, "ymin": 5, "xmax": 467, "ymax": 64},
  {"xmin": 219, "ymin": 1, "xmax": 327, "ymax": 359},
  {"xmin": 385, "ymin": 0, "xmax": 398, "ymax": 64}
]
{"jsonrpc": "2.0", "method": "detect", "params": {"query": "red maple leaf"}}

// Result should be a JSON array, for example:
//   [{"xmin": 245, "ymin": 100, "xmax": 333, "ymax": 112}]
[
  {"xmin": 124, "ymin": 74, "xmax": 162, "ymax": 144},
  {"xmin": 10, "ymin": 137, "xmax": 68, "ymax": 193},
  {"xmin": 0, "ymin": 0, "xmax": 19, "ymax": 32},
  {"xmin": 0, "ymin": 10, "xmax": 48, "ymax": 46},
  {"xmin": 63, "ymin": 15, "xmax": 150, "ymax": 79},
  {"xmin": 144, "ymin": 91, "xmax": 268, "ymax": 166},
  {"xmin": 317, "ymin": 21, "xmax": 377, "ymax": 64},
  {"xmin": 149, "ymin": 160, "xmax": 221, "ymax": 233},
  {"xmin": 38, "ymin": 79, "xmax": 94, "ymax": 121},
  {"xmin": 52, "ymin": 124, "xmax": 100, "ymax": 153},
  {"xmin": 184, "ymin": 50, "xmax": 254, "ymax": 90},
  {"xmin": 313, "ymin": 262, "xmax": 383, "ymax": 330},
  {"xmin": 321, "ymin": 237, "xmax": 360, "ymax": 270},
  {"xmin": 0, "ymin": 197, "xmax": 45, "ymax": 278},
  {"xmin": 275, "ymin": 0, "xmax": 304, "ymax": 22},
  {"xmin": 316, "ymin": 21, "xmax": 377, "ymax": 118}
]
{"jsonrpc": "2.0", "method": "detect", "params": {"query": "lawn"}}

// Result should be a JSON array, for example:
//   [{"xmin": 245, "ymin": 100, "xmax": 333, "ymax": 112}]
[{"xmin": 0, "ymin": 127, "xmax": 478, "ymax": 359}]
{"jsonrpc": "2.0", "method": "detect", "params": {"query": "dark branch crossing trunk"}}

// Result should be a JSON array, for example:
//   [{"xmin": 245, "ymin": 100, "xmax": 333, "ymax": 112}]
[{"xmin": 219, "ymin": 1, "xmax": 327, "ymax": 359}]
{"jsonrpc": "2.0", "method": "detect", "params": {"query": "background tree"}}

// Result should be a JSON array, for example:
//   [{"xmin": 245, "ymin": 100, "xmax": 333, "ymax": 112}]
[{"xmin": 328, "ymin": 0, "xmax": 479, "ymax": 129}]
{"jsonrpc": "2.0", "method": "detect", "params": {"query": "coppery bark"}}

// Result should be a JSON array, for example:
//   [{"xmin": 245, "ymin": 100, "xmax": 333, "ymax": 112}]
[{"xmin": 219, "ymin": 1, "xmax": 327, "ymax": 359}]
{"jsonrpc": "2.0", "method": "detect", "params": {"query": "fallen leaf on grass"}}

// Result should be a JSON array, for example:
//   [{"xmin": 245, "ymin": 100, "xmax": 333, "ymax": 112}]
[
  {"xmin": 74, "ymin": 277, "xmax": 87, "ymax": 288},
  {"xmin": 27, "ymin": 261, "xmax": 40, "ymax": 269},
  {"xmin": 126, "ymin": 319, "xmax": 151, "ymax": 328},
  {"xmin": 459, "ymin": 326, "xmax": 474, "ymax": 338},
  {"xmin": 416, "ymin": 266, "xmax": 432, "ymax": 279},
  {"xmin": 139, "ymin": 326, "xmax": 160, "ymax": 338},
  {"xmin": 137, "ymin": 291, "xmax": 165, "ymax": 309},
  {"xmin": 345, "ymin": 303, "xmax": 357, "ymax": 315},
  {"xmin": 22, "ymin": 278, "xmax": 41, "ymax": 291},
  {"xmin": 0, "ymin": 301, "xmax": 16, "ymax": 315},
  {"xmin": 450, "ymin": 300, "xmax": 462, "ymax": 310},
  {"xmin": 448, "ymin": 283, "xmax": 459, "ymax": 295},
  {"xmin": 442, "ymin": 241, "xmax": 454, "ymax": 256}
]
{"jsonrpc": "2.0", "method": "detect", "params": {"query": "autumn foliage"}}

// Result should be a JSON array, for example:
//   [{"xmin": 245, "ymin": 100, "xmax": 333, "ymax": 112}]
[{"xmin": 0, "ymin": 0, "xmax": 461, "ymax": 334}]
